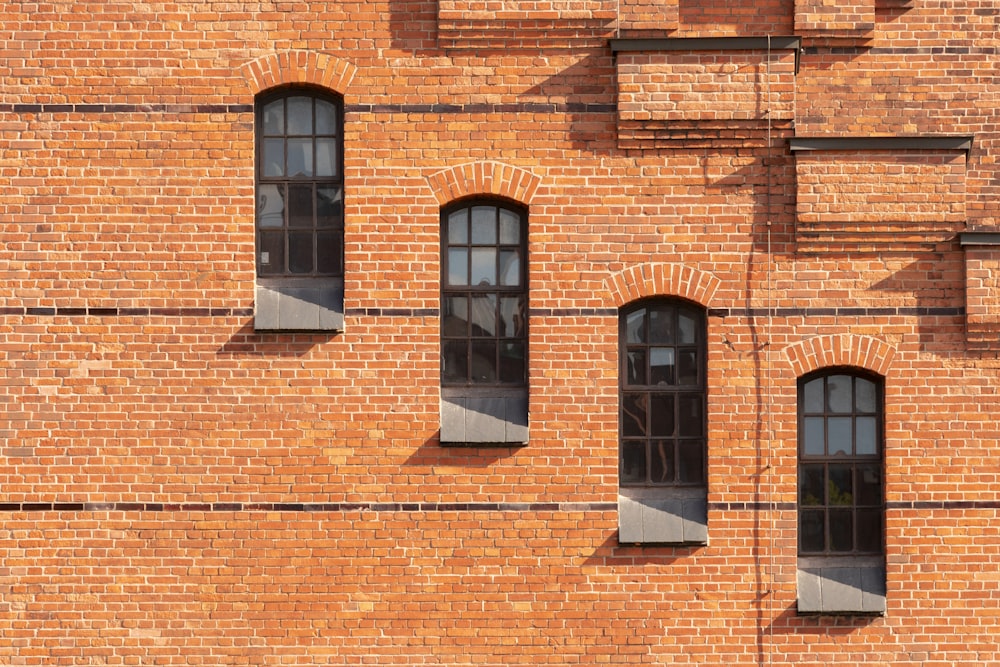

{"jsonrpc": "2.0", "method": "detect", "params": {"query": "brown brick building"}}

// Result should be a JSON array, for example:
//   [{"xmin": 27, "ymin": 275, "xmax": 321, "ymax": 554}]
[{"xmin": 2, "ymin": 0, "xmax": 1000, "ymax": 664}]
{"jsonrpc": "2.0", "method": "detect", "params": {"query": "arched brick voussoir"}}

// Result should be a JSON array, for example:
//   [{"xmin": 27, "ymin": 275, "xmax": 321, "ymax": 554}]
[
  {"xmin": 782, "ymin": 334, "xmax": 897, "ymax": 379},
  {"xmin": 425, "ymin": 162, "xmax": 542, "ymax": 206},
  {"xmin": 604, "ymin": 264, "xmax": 723, "ymax": 310},
  {"xmin": 240, "ymin": 51, "xmax": 358, "ymax": 97}
]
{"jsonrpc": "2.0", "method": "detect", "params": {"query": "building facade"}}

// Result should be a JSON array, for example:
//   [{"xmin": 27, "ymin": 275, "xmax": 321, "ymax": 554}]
[{"xmin": 2, "ymin": 0, "xmax": 1000, "ymax": 664}]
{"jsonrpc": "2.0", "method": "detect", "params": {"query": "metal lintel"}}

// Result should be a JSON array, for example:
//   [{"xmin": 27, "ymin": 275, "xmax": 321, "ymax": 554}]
[
  {"xmin": 789, "ymin": 136, "xmax": 974, "ymax": 154},
  {"xmin": 959, "ymin": 231, "xmax": 1000, "ymax": 246}
]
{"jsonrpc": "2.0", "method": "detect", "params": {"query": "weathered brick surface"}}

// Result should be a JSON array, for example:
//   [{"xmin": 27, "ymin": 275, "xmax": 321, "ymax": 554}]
[{"xmin": 1, "ymin": 0, "xmax": 1000, "ymax": 665}]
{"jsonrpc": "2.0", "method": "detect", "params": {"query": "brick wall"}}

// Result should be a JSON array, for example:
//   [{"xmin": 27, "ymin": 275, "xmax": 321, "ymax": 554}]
[{"xmin": 1, "ymin": 0, "xmax": 999, "ymax": 665}]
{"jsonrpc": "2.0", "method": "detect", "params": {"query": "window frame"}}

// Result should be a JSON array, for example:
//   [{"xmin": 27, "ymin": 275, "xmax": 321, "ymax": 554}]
[
  {"xmin": 440, "ymin": 200, "xmax": 528, "ymax": 389},
  {"xmin": 618, "ymin": 298, "xmax": 707, "ymax": 488},
  {"xmin": 797, "ymin": 369, "xmax": 885, "ymax": 557},
  {"xmin": 255, "ymin": 87, "xmax": 345, "ymax": 279}
]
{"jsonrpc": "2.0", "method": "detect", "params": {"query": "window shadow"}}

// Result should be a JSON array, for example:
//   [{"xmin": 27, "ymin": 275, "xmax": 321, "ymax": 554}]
[
  {"xmin": 766, "ymin": 604, "xmax": 885, "ymax": 635},
  {"xmin": 216, "ymin": 321, "xmax": 337, "ymax": 358},
  {"xmin": 403, "ymin": 432, "xmax": 522, "ymax": 468}
]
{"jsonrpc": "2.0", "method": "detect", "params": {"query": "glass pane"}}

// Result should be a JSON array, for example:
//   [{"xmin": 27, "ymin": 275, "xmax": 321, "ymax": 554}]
[
  {"xmin": 648, "ymin": 308, "xmax": 674, "ymax": 344},
  {"xmin": 263, "ymin": 138, "xmax": 284, "ymax": 176},
  {"xmin": 469, "ymin": 295, "xmax": 496, "ymax": 336},
  {"xmin": 470, "ymin": 206, "xmax": 496, "ymax": 243},
  {"xmin": 803, "ymin": 377, "xmax": 824, "ymax": 413},
  {"xmin": 828, "ymin": 465, "xmax": 854, "ymax": 505},
  {"xmin": 448, "ymin": 210, "xmax": 468, "ymax": 244},
  {"xmin": 856, "ymin": 377, "xmax": 876, "ymax": 412},
  {"xmin": 316, "ymin": 187, "xmax": 342, "ymax": 227},
  {"xmin": 829, "ymin": 509, "xmax": 853, "ymax": 551},
  {"xmin": 257, "ymin": 184, "xmax": 285, "ymax": 228},
  {"xmin": 856, "ymin": 416, "xmax": 877, "ymax": 455},
  {"xmin": 286, "ymin": 96, "xmax": 313, "ymax": 134},
  {"xmin": 287, "ymin": 138, "xmax": 313, "ymax": 177},
  {"xmin": 856, "ymin": 508, "xmax": 882, "ymax": 552},
  {"xmin": 677, "ymin": 440, "xmax": 704, "ymax": 484},
  {"xmin": 315, "ymin": 138, "xmax": 337, "ymax": 177},
  {"xmin": 315, "ymin": 99, "xmax": 337, "ymax": 134},
  {"xmin": 498, "ymin": 342, "xmax": 525, "ymax": 384},
  {"xmin": 500, "ymin": 296, "xmax": 525, "ymax": 337},
  {"xmin": 447, "ymin": 249, "xmax": 468, "ymax": 286},
  {"xmin": 650, "ymin": 440, "xmax": 675, "ymax": 484},
  {"xmin": 499, "ymin": 209, "xmax": 520, "ymax": 243},
  {"xmin": 470, "ymin": 248, "xmax": 496, "ymax": 286},
  {"xmin": 857, "ymin": 465, "xmax": 881, "ymax": 505},
  {"xmin": 676, "ymin": 349, "xmax": 698, "ymax": 385},
  {"xmin": 626, "ymin": 350, "xmax": 646, "ymax": 386},
  {"xmin": 799, "ymin": 465, "xmax": 825, "ymax": 505},
  {"xmin": 442, "ymin": 340, "xmax": 468, "ymax": 383},
  {"xmin": 649, "ymin": 347, "xmax": 675, "ymax": 385},
  {"xmin": 678, "ymin": 310, "xmax": 698, "ymax": 344},
  {"xmin": 316, "ymin": 231, "xmax": 342, "ymax": 274},
  {"xmin": 442, "ymin": 296, "xmax": 468, "ymax": 336},
  {"xmin": 799, "ymin": 510, "xmax": 825, "ymax": 553},
  {"xmin": 469, "ymin": 340, "xmax": 497, "ymax": 383},
  {"xmin": 677, "ymin": 394, "xmax": 703, "ymax": 437},
  {"xmin": 827, "ymin": 374, "xmax": 852, "ymax": 413},
  {"xmin": 625, "ymin": 309, "xmax": 646, "ymax": 344},
  {"xmin": 620, "ymin": 441, "xmax": 646, "ymax": 485},
  {"xmin": 803, "ymin": 417, "xmax": 825, "ymax": 456},
  {"xmin": 288, "ymin": 232, "xmax": 313, "ymax": 273},
  {"xmin": 287, "ymin": 185, "xmax": 313, "ymax": 227},
  {"xmin": 649, "ymin": 394, "xmax": 675, "ymax": 437},
  {"xmin": 262, "ymin": 99, "xmax": 284, "ymax": 135},
  {"xmin": 828, "ymin": 417, "xmax": 853, "ymax": 455},
  {"xmin": 258, "ymin": 231, "xmax": 284, "ymax": 274},
  {"xmin": 498, "ymin": 250, "xmax": 520, "ymax": 286},
  {"xmin": 621, "ymin": 393, "xmax": 647, "ymax": 437}
]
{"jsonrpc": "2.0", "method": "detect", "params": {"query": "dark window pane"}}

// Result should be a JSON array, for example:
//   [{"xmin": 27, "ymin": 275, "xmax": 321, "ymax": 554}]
[
  {"xmin": 499, "ymin": 297, "xmax": 524, "ymax": 337},
  {"xmin": 469, "ymin": 295, "xmax": 496, "ymax": 336},
  {"xmin": 470, "ymin": 248, "xmax": 496, "ymax": 286},
  {"xmin": 287, "ymin": 184, "xmax": 313, "ymax": 227},
  {"xmin": 263, "ymin": 138, "xmax": 284, "ymax": 176},
  {"xmin": 286, "ymin": 96, "xmax": 313, "ymax": 134},
  {"xmin": 498, "ymin": 342, "xmax": 525, "ymax": 384},
  {"xmin": 316, "ymin": 187, "xmax": 342, "ymax": 227},
  {"xmin": 803, "ymin": 377, "xmax": 824, "ymax": 413},
  {"xmin": 856, "ymin": 508, "xmax": 882, "ymax": 553},
  {"xmin": 442, "ymin": 296, "xmax": 469, "ymax": 336},
  {"xmin": 677, "ymin": 440, "xmax": 704, "ymax": 483},
  {"xmin": 649, "ymin": 347, "xmax": 675, "ymax": 385},
  {"xmin": 259, "ymin": 231, "xmax": 284, "ymax": 274},
  {"xmin": 856, "ymin": 377, "xmax": 877, "ymax": 413},
  {"xmin": 649, "ymin": 394, "xmax": 675, "ymax": 437},
  {"xmin": 799, "ymin": 464, "xmax": 825, "ymax": 506},
  {"xmin": 625, "ymin": 309, "xmax": 646, "ymax": 344},
  {"xmin": 856, "ymin": 416, "xmax": 877, "ymax": 455},
  {"xmin": 649, "ymin": 440, "xmax": 675, "ymax": 484},
  {"xmin": 257, "ymin": 184, "xmax": 285, "ymax": 228},
  {"xmin": 856, "ymin": 465, "xmax": 881, "ymax": 505},
  {"xmin": 316, "ymin": 231, "xmax": 342, "ymax": 274},
  {"xmin": 828, "ymin": 465, "xmax": 854, "ymax": 505},
  {"xmin": 315, "ymin": 138, "xmax": 337, "ymax": 177},
  {"xmin": 677, "ymin": 394, "xmax": 703, "ymax": 437},
  {"xmin": 621, "ymin": 393, "xmax": 647, "ymax": 437},
  {"xmin": 803, "ymin": 417, "xmax": 825, "ymax": 456},
  {"xmin": 499, "ymin": 209, "xmax": 520, "ymax": 243},
  {"xmin": 677, "ymin": 310, "xmax": 698, "ymax": 344},
  {"xmin": 827, "ymin": 374, "xmax": 852, "ymax": 413},
  {"xmin": 498, "ymin": 250, "xmax": 520, "ymax": 286},
  {"xmin": 448, "ymin": 210, "xmax": 468, "ymax": 244},
  {"xmin": 626, "ymin": 350, "xmax": 646, "ymax": 386},
  {"xmin": 620, "ymin": 441, "xmax": 647, "ymax": 485},
  {"xmin": 648, "ymin": 309, "xmax": 674, "ymax": 344},
  {"xmin": 829, "ymin": 509, "xmax": 853, "ymax": 551},
  {"xmin": 828, "ymin": 417, "xmax": 853, "ymax": 456},
  {"xmin": 470, "ymin": 206, "xmax": 496, "ymax": 243},
  {"xmin": 447, "ymin": 249, "xmax": 468, "ymax": 286},
  {"xmin": 315, "ymin": 99, "xmax": 337, "ymax": 134},
  {"xmin": 288, "ymin": 232, "xmax": 313, "ymax": 273},
  {"xmin": 469, "ymin": 340, "xmax": 497, "ymax": 383},
  {"xmin": 676, "ymin": 349, "xmax": 698, "ymax": 385},
  {"xmin": 442, "ymin": 340, "xmax": 468, "ymax": 383},
  {"xmin": 287, "ymin": 138, "xmax": 312, "ymax": 177},
  {"xmin": 262, "ymin": 99, "xmax": 284, "ymax": 135},
  {"xmin": 800, "ymin": 509, "xmax": 825, "ymax": 553}
]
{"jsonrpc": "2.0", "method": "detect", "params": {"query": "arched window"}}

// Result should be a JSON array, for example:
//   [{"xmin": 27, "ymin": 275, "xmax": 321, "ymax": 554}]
[
  {"xmin": 617, "ymin": 299, "xmax": 707, "ymax": 545},
  {"xmin": 797, "ymin": 369, "xmax": 886, "ymax": 614},
  {"xmin": 254, "ymin": 88, "xmax": 344, "ymax": 330},
  {"xmin": 439, "ymin": 201, "xmax": 528, "ymax": 444}
]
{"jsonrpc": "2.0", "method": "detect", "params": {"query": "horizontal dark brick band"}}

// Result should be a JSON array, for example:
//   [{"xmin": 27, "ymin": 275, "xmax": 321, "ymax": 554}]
[
  {"xmin": 1, "ymin": 306, "xmax": 254, "ymax": 318},
  {"xmin": 711, "ymin": 306, "xmax": 965, "ymax": 318},
  {"xmin": 1, "ymin": 102, "xmax": 614, "ymax": 116},
  {"xmin": 529, "ymin": 307, "xmax": 618, "ymax": 317},
  {"xmin": 346, "ymin": 307, "xmax": 438, "ymax": 317},
  {"xmin": 709, "ymin": 501, "xmax": 797, "ymax": 512},
  {"xmin": 0, "ymin": 501, "xmax": 618, "ymax": 514},
  {"xmin": 0, "ymin": 103, "xmax": 253, "ymax": 114}
]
